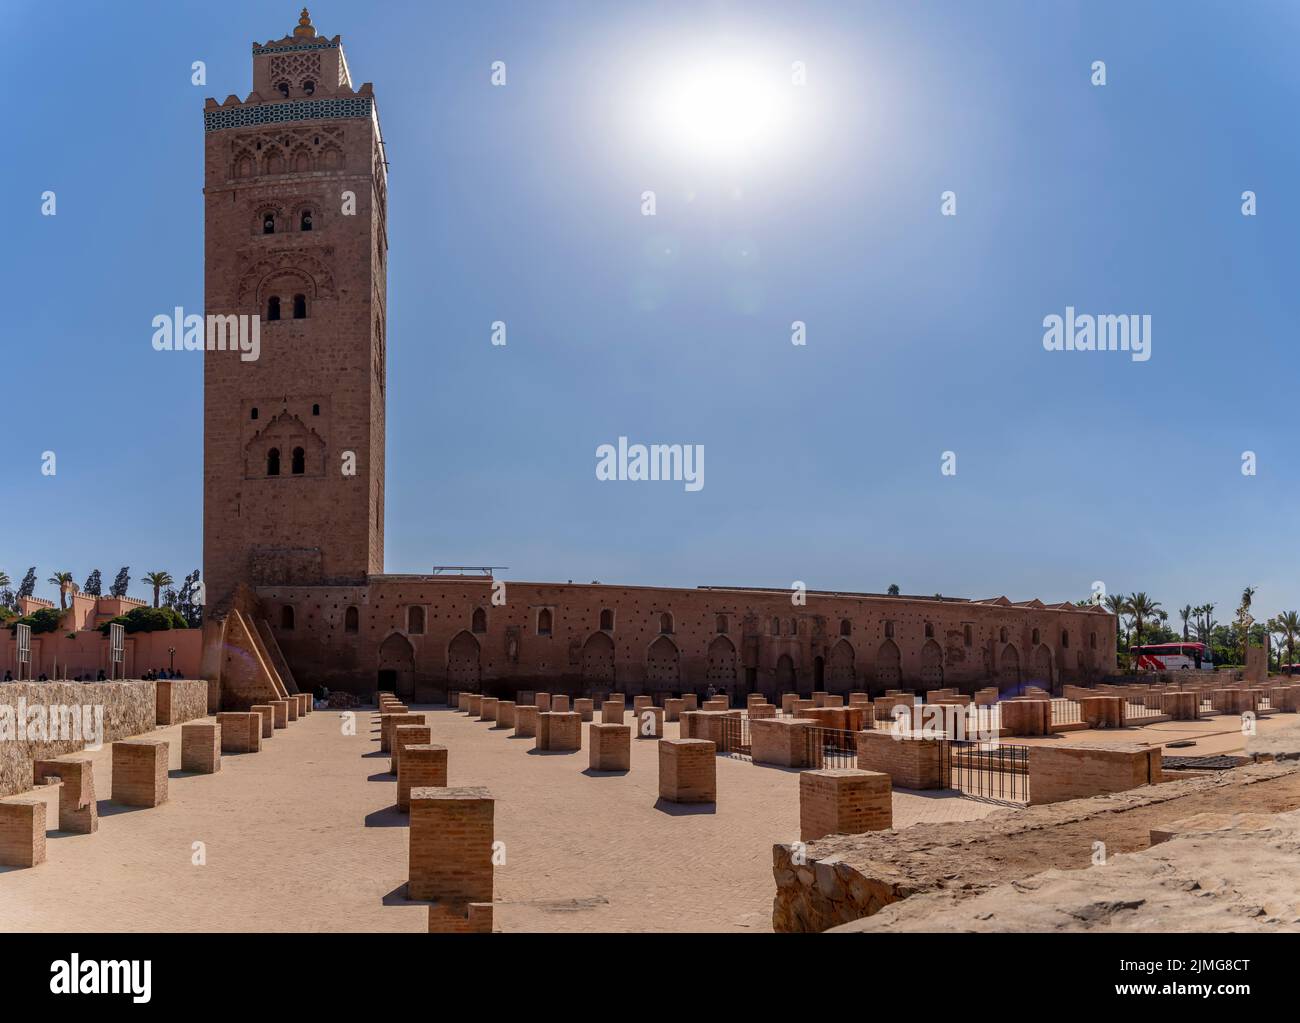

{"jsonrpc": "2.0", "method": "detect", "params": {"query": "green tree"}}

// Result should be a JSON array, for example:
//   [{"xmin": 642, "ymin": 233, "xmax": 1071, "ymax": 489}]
[
  {"xmin": 1277, "ymin": 611, "xmax": 1300, "ymax": 673},
  {"xmin": 109, "ymin": 567, "xmax": 130, "ymax": 599},
  {"xmin": 886, "ymin": 583, "xmax": 900, "ymax": 596},
  {"xmin": 1125, "ymin": 592, "xmax": 1164, "ymax": 654},
  {"xmin": 1236, "ymin": 586, "xmax": 1256, "ymax": 666},
  {"xmin": 1179, "ymin": 604, "xmax": 1192, "ymax": 641},
  {"xmin": 1104, "ymin": 593, "xmax": 1129, "ymax": 649},
  {"xmin": 82, "ymin": 569, "xmax": 102, "ymax": 597},
  {"xmin": 142, "ymin": 571, "xmax": 174, "ymax": 609}
]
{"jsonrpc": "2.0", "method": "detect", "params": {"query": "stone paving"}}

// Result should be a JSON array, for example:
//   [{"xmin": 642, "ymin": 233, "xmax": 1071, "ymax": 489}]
[{"xmin": 0, "ymin": 704, "xmax": 1000, "ymax": 933}]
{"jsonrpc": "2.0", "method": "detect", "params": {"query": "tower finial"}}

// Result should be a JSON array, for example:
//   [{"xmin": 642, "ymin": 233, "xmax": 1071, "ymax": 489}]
[{"xmin": 294, "ymin": 7, "xmax": 315, "ymax": 38}]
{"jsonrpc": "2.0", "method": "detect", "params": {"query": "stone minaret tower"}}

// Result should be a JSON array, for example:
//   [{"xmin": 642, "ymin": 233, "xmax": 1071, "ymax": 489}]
[{"xmin": 202, "ymin": 8, "xmax": 387, "ymax": 605}]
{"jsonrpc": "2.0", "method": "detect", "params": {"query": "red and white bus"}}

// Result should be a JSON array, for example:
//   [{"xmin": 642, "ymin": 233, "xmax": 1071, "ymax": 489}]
[{"xmin": 1130, "ymin": 642, "xmax": 1211, "ymax": 671}]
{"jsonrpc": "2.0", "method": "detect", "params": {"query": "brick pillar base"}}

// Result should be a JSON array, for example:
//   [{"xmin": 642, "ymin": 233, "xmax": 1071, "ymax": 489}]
[
  {"xmin": 601, "ymin": 700, "xmax": 625, "ymax": 725},
  {"xmin": 633, "ymin": 706, "xmax": 665, "ymax": 738},
  {"xmin": 536, "ymin": 712, "xmax": 582, "ymax": 751},
  {"xmin": 0, "ymin": 799, "xmax": 46, "ymax": 867},
  {"xmin": 392, "ymin": 724, "xmax": 433, "ymax": 775},
  {"xmin": 250, "ymin": 705, "xmax": 275, "ymax": 739},
  {"xmin": 589, "ymin": 723, "xmax": 631, "ymax": 771},
  {"xmin": 514, "ymin": 705, "xmax": 540, "ymax": 738},
  {"xmin": 573, "ymin": 698, "xmax": 594, "ymax": 721},
  {"xmin": 494, "ymin": 701, "xmax": 516, "ymax": 728},
  {"xmin": 799, "ymin": 768, "xmax": 892, "ymax": 841},
  {"xmin": 408, "ymin": 786, "xmax": 494, "ymax": 904},
  {"xmin": 216, "ymin": 712, "xmax": 261, "ymax": 753},
  {"xmin": 398, "ymin": 744, "xmax": 448, "ymax": 812},
  {"xmin": 34, "ymin": 757, "xmax": 97, "ymax": 834},
  {"xmin": 658, "ymin": 739, "xmax": 716, "ymax": 803},
  {"xmin": 181, "ymin": 722, "xmax": 222, "ymax": 774},
  {"xmin": 111, "ymin": 739, "xmax": 170, "ymax": 808}
]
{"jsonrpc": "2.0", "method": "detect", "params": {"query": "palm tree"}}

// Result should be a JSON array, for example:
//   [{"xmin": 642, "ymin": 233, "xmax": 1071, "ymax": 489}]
[
  {"xmin": 1126, "ymin": 592, "xmax": 1164, "ymax": 655},
  {"xmin": 1179, "ymin": 604, "xmax": 1193, "ymax": 641},
  {"xmin": 47, "ymin": 571, "xmax": 75, "ymax": 611},
  {"xmin": 1277, "ymin": 611, "xmax": 1300, "ymax": 674},
  {"xmin": 0, "ymin": 570, "xmax": 10, "ymax": 589},
  {"xmin": 1103, "ymin": 593, "xmax": 1129, "ymax": 648},
  {"xmin": 1236, "ymin": 587, "xmax": 1256, "ymax": 666},
  {"xmin": 142, "ymin": 571, "xmax": 174, "ymax": 609}
]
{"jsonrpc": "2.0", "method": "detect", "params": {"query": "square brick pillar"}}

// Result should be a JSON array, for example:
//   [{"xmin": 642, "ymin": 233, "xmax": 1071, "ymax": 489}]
[
  {"xmin": 704, "ymin": 697, "xmax": 729, "ymax": 712},
  {"xmin": 799, "ymin": 768, "xmax": 892, "ymax": 841},
  {"xmin": 551, "ymin": 695, "xmax": 570, "ymax": 713},
  {"xmin": 300, "ymin": 693, "xmax": 312, "ymax": 715},
  {"xmin": 111, "ymin": 739, "xmax": 170, "ymax": 808},
  {"xmin": 748, "ymin": 703, "xmax": 777, "ymax": 721},
  {"xmin": 216, "ymin": 712, "xmax": 260, "ymax": 753},
  {"xmin": 250, "ymin": 705, "xmax": 275, "ymax": 739},
  {"xmin": 0, "ymin": 799, "xmax": 46, "ymax": 867},
  {"xmin": 408, "ymin": 786, "xmax": 495, "ymax": 903},
  {"xmin": 780, "ymin": 693, "xmax": 797, "ymax": 714},
  {"xmin": 633, "ymin": 696, "xmax": 654, "ymax": 715},
  {"xmin": 536, "ymin": 712, "xmax": 582, "ymax": 752},
  {"xmin": 589, "ymin": 723, "xmax": 632, "ymax": 771},
  {"xmin": 479, "ymin": 697, "xmax": 499, "ymax": 722},
  {"xmin": 535, "ymin": 693, "xmax": 552, "ymax": 713},
  {"xmin": 494, "ymin": 701, "xmax": 516, "ymax": 728},
  {"xmin": 999, "ymin": 698, "xmax": 1050, "ymax": 736},
  {"xmin": 664, "ymin": 698, "xmax": 684, "ymax": 722},
  {"xmin": 658, "ymin": 738, "xmax": 716, "ymax": 803},
  {"xmin": 601, "ymin": 700, "xmax": 625, "ymax": 724},
  {"xmin": 466, "ymin": 694, "xmax": 482, "ymax": 716},
  {"xmin": 681, "ymin": 695, "xmax": 698, "ymax": 712},
  {"xmin": 271, "ymin": 699, "xmax": 291, "ymax": 728},
  {"xmin": 1029, "ymin": 743, "xmax": 1162, "ymax": 805},
  {"xmin": 854, "ymin": 730, "xmax": 944, "ymax": 790},
  {"xmin": 429, "ymin": 902, "xmax": 493, "ymax": 933},
  {"xmin": 457, "ymin": 692, "xmax": 471, "ymax": 712},
  {"xmin": 574, "ymin": 698, "xmax": 594, "ymax": 721},
  {"xmin": 285, "ymin": 696, "xmax": 299, "ymax": 721},
  {"xmin": 382, "ymin": 713, "xmax": 427, "ymax": 753},
  {"xmin": 750, "ymin": 718, "xmax": 814, "ymax": 767},
  {"xmin": 181, "ymin": 722, "xmax": 222, "ymax": 774},
  {"xmin": 1164, "ymin": 691, "xmax": 1198, "ymax": 720},
  {"xmin": 397, "ymin": 744, "xmax": 448, "ymax": 812},
  {"xmin": 633, "ymin": 706, "xmax": 665, "ymax": 738},
  {"xmin": 392, "ymin": 724, "xmax": 433, "ymax": 775},
  {"xmin": 34, "ymin": 757, "xmax": 97, "ymax": 834},
  {"xmin": 515, "ymin": 705, "xmax": 540, "ymax": 738}
]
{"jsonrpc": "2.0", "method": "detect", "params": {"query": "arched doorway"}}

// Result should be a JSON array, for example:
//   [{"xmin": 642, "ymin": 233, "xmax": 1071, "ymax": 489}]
[
  {"xmin": 774, "ymin": 653, "xmax": 796, "ymax": 698},
  {"xmin": 646, "ymin": 635, "xmax": 680, "ymax": 686},
  {"xmin": 447, "ymin": 631, "xmax": 481, "ymax": 691},
  {"xmin": 378, "ymin": 633, "xmax": 416, "ymax": 698},
  {"xmin": 998, "ymin": 643, "xmax": 1020, "ymax": 689},
  {"xmin": 828, "ymin": 639, "xmax": 855, "ymax": 693},
  {"xmin": 706, "ymin": 635, "xmax": 738, "ymax": 693},
  {"xmin": 1030, "ymin": 644, "xmax": 1054, "ymax": 690},
  {"xmin": 920, "ymin": 639, "xmax": 944, "ymax": 689},
  {"xmin": 582, "ymin": 631, "xmax": 615, "ymax": 685},
  {"xmin": 875, "ymin": 640, "xmax": 901, "ymax": 690}
]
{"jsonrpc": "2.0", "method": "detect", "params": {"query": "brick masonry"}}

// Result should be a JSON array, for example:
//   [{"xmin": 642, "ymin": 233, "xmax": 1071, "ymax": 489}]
[
  {"xmin": 392, "ymin": 724, "xmax": 433, "ymax": 775},
  {"xmin": 854, "ymin": 730, "xmax": 943, "ymax": 790},
  {"xmin": 536, "ymin": 711, "xmax": 582, "ymax": 752},
  {"xmin": 33, "ymin": 757, "xmax": 98, "ymax": 834},
  {"xmin": 0, "ymin": 798, "xmax": 46, "ymax": 867},
  {"xmin": 408, "ymin": 786, "xmax": 495, "ymax": 903},
  {"xmin": 155, "ymin": 679, "xmax": 211, "ymax": 726},
  {"xmin": 181, "ymin": 722, "xmax": 222, "ymax": 773},
  {"xmin": 515, "ymin": 705, "xmax": 540, "ymax": 738},
  {"xmin": 1029, "ymin": 743, "xmax": 1162, "ymax": 805},
  {"xmin": 111, "ymin": 739, "xmax": 170, "ymax": 808},
  {"xmin": 251, "ymin": 704, "xmax": 275, "ymax": 739},
  {"xmin": 799, "ymin": 768, "xmax": 892, "ymax": 841},
  {"xmin": 397, "ymin": 743, "xmax": 448, "ymax": 812},
  {"xmin": 658, "ymin": 738, "xmax": 717, "ymax": 803},
  {"xmin": 588, "ymin": 723, "xmax": 631, "ymax": 771},
  {"xmin": 494, "ymin": 700, "xmax": 516, "ymax": 728},
  {"xmin": 750, "ymin": 718, "xmax": 814, "ymax": 768},
  {"xmin": 216, "ymin": 711, "xmax": 261, "ymax": 753}
]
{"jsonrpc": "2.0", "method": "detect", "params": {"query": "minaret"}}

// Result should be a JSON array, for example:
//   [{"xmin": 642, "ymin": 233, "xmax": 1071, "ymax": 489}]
[{"xmin": 202, "ymin": 8, "xmax": 387, "ymax": 605}]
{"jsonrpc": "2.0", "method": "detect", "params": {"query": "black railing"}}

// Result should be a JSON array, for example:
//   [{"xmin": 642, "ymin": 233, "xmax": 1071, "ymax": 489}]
[
  {"xmin": 805, "ymin": 726, "xmax": 859, "ymax": 769},
  {"xmin": 717, "ymin": 715, "xmax": 752, "ymax": 756},
  {"xmin": 940, "ymin": 740, "xmax": 1030, "ymax": 804}
]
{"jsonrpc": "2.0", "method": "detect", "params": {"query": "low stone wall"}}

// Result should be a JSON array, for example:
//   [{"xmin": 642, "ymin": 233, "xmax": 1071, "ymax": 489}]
[
  {"xmin": 0, "ymin": 680, "xmax": 157, "ymax": 797},
  {"xmin": 1029, "ymin": 743, "xmax": 1161, "ymax": 805},
  {"xmin": 155, "ymin": 679, "xmax": 210, "ymax": 726}
]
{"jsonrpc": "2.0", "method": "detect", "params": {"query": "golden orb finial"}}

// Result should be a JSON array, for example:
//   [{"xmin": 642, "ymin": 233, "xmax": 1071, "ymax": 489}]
[{"xmin": 293, "ymin": 7, "xmax": 315, "ymax": 38}]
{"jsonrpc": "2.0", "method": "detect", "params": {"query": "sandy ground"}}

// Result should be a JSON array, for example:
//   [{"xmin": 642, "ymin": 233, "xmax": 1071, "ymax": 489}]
[{"xmin": 0, "ymin": 705, "xmax": 999, "ymax": 933}]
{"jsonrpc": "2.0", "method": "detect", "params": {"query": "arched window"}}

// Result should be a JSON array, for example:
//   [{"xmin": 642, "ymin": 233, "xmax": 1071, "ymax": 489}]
[
  {"xmin": 716, "ymin": 614, "xmax": 728, "ymax": 634},
  {"xmin": 250, "ymin": 407, "xmax": 259, "ymax": 421},
  {"xmin": 999, "ymin": 627, "xmax": 1008, "ymax": 643},
  {"xmin": 1090, "ymin": 631, "xmax": 1097, "ymax": 650},
  {"xmin": 280, "ymin": 605, "xmax": 295, "ymax": 630},
  {"xmin": 267, "ymin": 448, "xmax": 281, "ymax": 476},
  {"xmin": 300, "ymin": 210, "xmax": 314, "ymax": 231},
  {"xmin": 263, "ymin": 213, "xmax": 276, "ymax": 234},
  {"xmin": 599, "ymin": 608, "xmax": 614, "ymax": 631},
  {"xmin": 964, "ymin": 624, "xmax": 973, "ymax": 647},
  {"xmin": 292, "ymin": 294, "xmax": 307, "ymax": 319},
  {"xmin": 311, "ymin": 403, "xmax": 320, "ymax": 416},
  {"xmin": 276, "ymin": 81, "xmax": 290, "ymax": 98},
  {"xmin": 924, "ymin": 622, "xmax": 934, "ymax": 638},
  {"xmin": 1061, "ymin": 630, "xmax": 1070, "ymax": 648},
  {"xmin": 291, "ymin": 447, "xmax": 305, "ymax": 475},
  {"xmin": 302, "ymin": 80, "xmax": 316, "ymax": 96},
  {"xmin": 659, "ymin": 612, "xmax": 673, "ymax": 634},
  {"xmin": 407, "ymin": 606, "xmax": 425, "ymax": 635},
  {"xmin": 1032, "ymin": 628, "xmax": 1041, "ymax": 646},
  {"xmin": 344, "ymin": 606, "xmax": 359, "ymax": 633},
  {"xmin": 839, "ymin": 618, "xmax": 851, "ymax": 636},
  {"xmin": 771, "ymin": 617, "xmax": 780, "ymax": 636},
  {"xmin": 885, "ymin": 621, "xmax": 895, "ymax": 639},
  {"xmin": 472, "ymin": 607, "xmax": 487, "ymax": 634},
  {"xmin": 537, "ymin": 608, "xmax": 553, "ymax": 636},
  {"xmin": 267, "ymin": 296, "xmax": 281, "ymax": 321},
  {"xmin": 788, "ymin": 618, "xmax": 798, "ymax": 636}
]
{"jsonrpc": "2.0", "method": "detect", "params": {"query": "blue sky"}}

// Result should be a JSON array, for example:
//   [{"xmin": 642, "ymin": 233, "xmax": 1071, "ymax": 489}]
[{"xmin": 1, "ymin": 0, "xmax": 1297, "ymax": 623}]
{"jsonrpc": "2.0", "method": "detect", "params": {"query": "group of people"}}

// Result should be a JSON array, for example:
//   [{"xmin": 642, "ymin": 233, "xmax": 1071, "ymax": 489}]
[{"xmin": 1, "ymin": 668, "xmax": 183, "ymax": 683}]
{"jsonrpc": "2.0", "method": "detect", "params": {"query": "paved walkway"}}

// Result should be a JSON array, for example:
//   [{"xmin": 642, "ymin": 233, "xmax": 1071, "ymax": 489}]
[{"xmin": 0, "ymin": 705, "xmax": 999, "ymax": 933}]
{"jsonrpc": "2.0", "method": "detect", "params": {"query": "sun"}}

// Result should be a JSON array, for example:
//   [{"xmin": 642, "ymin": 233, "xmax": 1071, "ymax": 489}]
[{"xmin": 643, "ymin": 54, "xmax": 793, "ymax": 164}]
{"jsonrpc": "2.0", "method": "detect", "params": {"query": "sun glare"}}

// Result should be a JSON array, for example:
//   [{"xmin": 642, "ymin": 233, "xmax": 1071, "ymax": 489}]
[{"xmin": 644, "ymin": 55, "xmax": 793, "ymax": 164}]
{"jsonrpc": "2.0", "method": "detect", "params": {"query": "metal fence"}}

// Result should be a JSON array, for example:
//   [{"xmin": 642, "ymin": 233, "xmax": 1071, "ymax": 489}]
[
  {"xmin": 804, "ymin": 726, "xmax": 860, "ymax": 769},
  {"xmin": 717, "ymin": 715, "xmax": 752, "ymax": 756},
  {"xmin": 940, "ymin": 740, "xmax": 1030, "ymax": 804}
]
